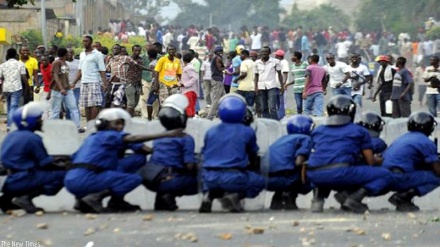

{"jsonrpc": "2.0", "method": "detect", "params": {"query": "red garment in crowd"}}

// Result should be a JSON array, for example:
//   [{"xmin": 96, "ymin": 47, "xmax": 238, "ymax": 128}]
[{"xmin": 40, "ymin": 63, "xmax": 52, "ymax": 92}]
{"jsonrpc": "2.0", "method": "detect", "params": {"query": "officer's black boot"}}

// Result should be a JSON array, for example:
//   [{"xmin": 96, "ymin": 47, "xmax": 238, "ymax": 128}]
[
  {"xmin": 107, "ymin": 196, "xmax": 141, "ymax": 212},
  {"xmin": 73, "ymin": 198, "xmax": 94, "ymax": 213},
  {"xmin": 154, "ymin": 193, "xmax": 178, "ymax": 211},
  {"xmin": 334, "ymin": 190, "xmax": 349, "ymax": 206},
  {"xmin": 80, "ymin": 190, "xmax": 111, "ymax": 213},
  {"xmin": 284, "ymin": 191, "xmax": 299, "ymax": 210},
  {"xmin": 342, "ymin": 188, "xmax": 369, "ymax": 214},
  {"xmin": 311, "ymin": 188, "xmax": 326, "ymax": 213},
  {"xmin": 199, "ymin": 193, "xmax": 213, "ymax": 213},
  {"xmin": 221, "ymin": 193, "xmax": 244, "ymax": 213},
  {"xmin": 269, "ymin": 191, "xmax": 284, "ymax": 210},
  {"xmin": 12, "ymin": 191, "xmax": 44, "ymax": 213},
  {"xmin": 0, "ymin": 194, "xmax": 21, "ymax": 213},
  {"xmin": 388, "ymin": 189, "xmax": 420, "ymax": 212}
]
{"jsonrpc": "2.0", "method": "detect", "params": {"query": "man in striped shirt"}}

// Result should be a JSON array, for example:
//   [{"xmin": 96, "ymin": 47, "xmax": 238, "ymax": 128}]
[{"xmin": 284, "ymin": 51, "xmax": 308, "ymax": 114}]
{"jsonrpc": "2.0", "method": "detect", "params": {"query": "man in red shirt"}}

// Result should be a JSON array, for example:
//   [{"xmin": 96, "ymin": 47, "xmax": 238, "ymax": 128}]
[{"xmin": 36, "ymin": 55, "xmax": 52, "ymax": 119}]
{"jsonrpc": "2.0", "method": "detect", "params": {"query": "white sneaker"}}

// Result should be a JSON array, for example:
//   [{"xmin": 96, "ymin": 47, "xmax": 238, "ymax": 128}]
[
  {"xmin": 206, "ymin": 104, "xmax": 211, "ymax": 108},
  {"xmin": 194, "ymin": 114, "xmax": 200, "ymax": 119}
]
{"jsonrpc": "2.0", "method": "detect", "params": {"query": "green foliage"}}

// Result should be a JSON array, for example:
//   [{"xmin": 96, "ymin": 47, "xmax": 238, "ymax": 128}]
[
  {"xmin": 354, "ymin": 0, "xmax": 440, "ymax": 35},
  {"xmin": 283, "ymin": 3, "xmax": 350, "ymax": 31},
  {"xmin": 6, "ymin": 0, "xmax": 34, "ymax": 8},
  {"xmin": 6, "ymin": 0, "xmax": 75, "ymax": 8},
  {"xmin": 426, "ymin": 27, "xmax": 440, "ymax": 40},
  {"xmin": 171, "ymin": 0, "xmax": 283, "ymax": 28},
  {"xmin": 19, "ymin": 29, "xmax": 43, "ymax": 51}
]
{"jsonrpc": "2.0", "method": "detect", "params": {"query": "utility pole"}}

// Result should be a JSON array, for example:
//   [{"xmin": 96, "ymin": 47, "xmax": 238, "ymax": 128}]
[
  {"xmin": 76, "ymin": 0, "xmax": 84, "ymax": 36},
  {"xmin": 41, "ymin": 0, "xmax": 47, "ymax": 48}
]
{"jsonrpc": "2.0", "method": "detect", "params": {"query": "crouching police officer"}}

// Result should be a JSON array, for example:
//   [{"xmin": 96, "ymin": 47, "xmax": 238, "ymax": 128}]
[
  {"xmin": 65, "ymin": 108, "xmax": 182, "ymax": 213},
  {"xmin": 267, "ymin": 115, "xmax": 314, "ymax": 210},
  {"xmin": 140, "ymin": 94, "xmax": 198, "ymax": 211},
  {"xmin": 382, "ymin": 111, "xmax": 440, "ymax": 212},
  {"xmin": 306, "ymin": 95, "xmax": 392, "ymax": 214},
  {"xmin": 0, "ymin": 102, "xmax": 67, "ymax": 213},
  {"xmin": 199, "ymin": 94, "xmax": 265, "ymax": 213}
]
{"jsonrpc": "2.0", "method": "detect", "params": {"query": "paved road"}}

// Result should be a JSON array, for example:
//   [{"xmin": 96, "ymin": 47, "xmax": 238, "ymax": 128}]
[{"xmin": 1, "ymin": 75, "xmax": 438, "ymax": 247}]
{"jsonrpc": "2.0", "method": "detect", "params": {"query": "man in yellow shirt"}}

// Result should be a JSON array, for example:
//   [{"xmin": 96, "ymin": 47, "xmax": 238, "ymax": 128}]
[
  {"xmin": 152, "ymin": 45, "xmax": 182, "ymax": 103},
  {"xmin": 19, "ymin": 46, "xmax": 39, "ymax": 103}
]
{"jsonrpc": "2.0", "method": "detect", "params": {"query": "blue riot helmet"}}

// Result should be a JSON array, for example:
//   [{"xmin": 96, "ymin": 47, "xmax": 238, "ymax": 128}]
[
  {"xmin": 325, "ymin": 95, "xmax": 356, "ymax": 126},
  {"xmin": 12, "ymin": 102, "xmax": 45, "ymax": 131},
  {"xmin": 286, "ymin": 114, "xmax": 314, "ymax": 135},
  {"xmin": 95, "ymin": 108, "xmax": 131, "ymax": 131},
  {"xmin": 357, "ymin": 111, "xmax": 385, "ymax": 137},
  {"xmin": 218, "ymin": 94, "xmax": 246, "ymax": 123},
  {"xmin": 158, "ymin": 94, "xmax": 189, "ymax": 130},
  {"xmin": 407, "ymin": 111, "xmax": 437, "ymax": 136}
]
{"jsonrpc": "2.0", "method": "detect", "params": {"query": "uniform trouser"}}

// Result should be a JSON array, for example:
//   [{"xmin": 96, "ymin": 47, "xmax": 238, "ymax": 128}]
[
  {"xmin": 267, "ymin": 174, "xmax": 312, "ymax": 194},
  {"xmin": 386, "ymin": 171, "xmax": 440, "ymax": 196},
  {"xmin": 307, "ymin": 166, "xmax": 392, "ymax": 196},
  {"xmin": 207, "ymin": 80, "xmax": 225, "ymax": 120},
  {"xmin": 64, "ymin": 154, "xmax": 146, "ymax": 198},
  {"xmin": 3, "ymin": 170, "xmax": 65, "ymax": 197},
  {"xmin": 151, "ymin": 174, "xmax": 198, "ymax": 196},
  {"xmin": 202, "ymin": 170, "xmax": 265, "ymax": 198}
]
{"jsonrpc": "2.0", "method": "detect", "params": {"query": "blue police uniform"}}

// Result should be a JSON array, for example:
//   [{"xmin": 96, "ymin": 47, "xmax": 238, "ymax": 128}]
[
  {"xmin": 1, "ymin": 130, "xmax": 65, "ymax": 196},
  {"xmin": 307, "ymin": 123, "xmax": 391, "ymax": 195},
  {"xmin": 382, "ymin": 132, "xmax": 440, "ymax": 196},
  {"xmin": 371, "ymin": 137, "xmax": 387, "ymax": 155},
  {"xmin": 267, "ymin": 134, "xmax": 312, "ymax": 193},
  {"xmin": 64, "ymin": 130, "xmax": 144, "ymax": 198},
  {"xmin": 147, "ymin": 135, "xmax": 198, "ymax": 196},
  {"xmin": 201, "ymin": 123, "xmax": 265, "ymax": 198}
]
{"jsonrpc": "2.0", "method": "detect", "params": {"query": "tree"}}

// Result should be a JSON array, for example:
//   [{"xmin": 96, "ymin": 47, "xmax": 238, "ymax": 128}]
[
  {"xmin": 6, "ymin": 0, "xmax": 76, "ymax": 8},
  {"xmin": 354, "ymin": 0, "xmax": 440, "ymax": 35},
  {"xmin": 170, "ymin": 0, "xmax": 283, "ymax": 29},
  {"xmin": 282, "ymin": 3, "xmax": 350, "ymax": 31}
]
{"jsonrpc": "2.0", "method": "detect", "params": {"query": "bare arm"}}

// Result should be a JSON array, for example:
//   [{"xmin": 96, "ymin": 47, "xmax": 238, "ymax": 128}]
[
  {"xmin": 122, "ymin": 129, "xmax": 184, "ymax": 143},
  {"xmin": 361, "ymin": 149, "xmax": 380, "ymax": 166},
  {"xmin": 432, "ymin": 162, "xmax": 440, "ymax": 177}
]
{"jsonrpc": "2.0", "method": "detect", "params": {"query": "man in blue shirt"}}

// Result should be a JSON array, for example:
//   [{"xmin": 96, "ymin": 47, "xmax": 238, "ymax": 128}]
[
  {"xmin": 1, "ymin": 102, "xmax": 67, "ymax": 213},
  {"xmin": 306, "ymin": 95, "xmax": 392, "ymax": 214},
  {"xmin": 200, "ymin": 94, "xmax": 265, "ymax": 213},
  {"xmin": 142, "ymin": 94, "xmax": 198, "ymax": 211},
  {"xmin": 382, "ymin": 111, "xmax": 440, "ymax": 211},
  {"xmin": 267, "ymin": 115, "xmax": 313, "ymax": 210},
  {"xmin": 65, "ymin": 108, "xmax": 182, "ymax": 213}
]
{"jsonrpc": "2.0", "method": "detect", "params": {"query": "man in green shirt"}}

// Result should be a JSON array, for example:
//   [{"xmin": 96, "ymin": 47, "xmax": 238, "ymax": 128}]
[{"xmin": 284, "ymin": 51, "xmax": 308, "ymax": 114}]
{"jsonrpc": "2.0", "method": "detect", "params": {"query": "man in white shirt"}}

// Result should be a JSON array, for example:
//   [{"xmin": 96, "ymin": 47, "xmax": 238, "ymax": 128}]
[
  {"xmin": 254, "ymin": 46, "xmax": 284, "ymax": 120},
  {"xmin": 0, "ymin": 48, "xmax": 28, "ymax": 129},
  {"xmin": 346, "ymin": 53, "xmax": 372, "ymax": 108},
  {"xmin": 274, "ymin": 49, "xmax": 289, "ymax": 119},
  {"xmin": 323, "ymin": 53, "xmax": 351, "ymax": 96},
  {"xmin": 250, "ymin": 30, "xmax": 262, "ymax": 52},
  {"xmin": 423, "ymin": 55, "xmax": 440, "ymax": 117}
]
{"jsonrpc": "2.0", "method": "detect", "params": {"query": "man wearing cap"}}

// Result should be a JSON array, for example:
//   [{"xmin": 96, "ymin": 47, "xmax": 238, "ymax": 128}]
[
  {"xmin": 373, "ymin": 55, "xmax": 396, "ymax": 117},
  {"xmin": 206, "ymin": 46, "xmax": 226, "ymax": 120},
  {"xmin": 274, "ymin": 49, "xmax": 289, "ymax": 119},
  {"xmin": 228, "ymin": 45, "xmax": 245, "ymax": 93}
]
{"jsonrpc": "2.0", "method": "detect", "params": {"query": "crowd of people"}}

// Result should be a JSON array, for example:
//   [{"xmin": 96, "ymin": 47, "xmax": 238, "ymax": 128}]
[{"xmin": 0, "ymin": 20, "xmax": 440, "ymax": 214}]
